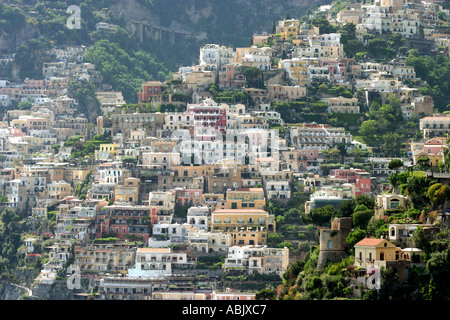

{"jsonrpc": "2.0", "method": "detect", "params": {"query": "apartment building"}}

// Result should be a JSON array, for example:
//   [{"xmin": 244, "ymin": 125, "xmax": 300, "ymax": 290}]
[
  {"xmin": 224, "ymin": 187, "xmax": 265, "ymax": 210},
  {"xmin": 419, "ymin": 116, "xmax": 450, "ymax": 138},
  {"xmin": 199, "ymin": 44, "xmax": 234, "ymax": 73},
  {"xmin": 141, "ymin": 152, "xmax": 181, "ymax": 170},
  {"xmin": 127, "ymin": 247, "xmax": 193, "ymax": 278},
  {"xmin": 210, "ymin": 209, "xmax": 276, "ymax": 233},
  {"xmin": 223, "ymin": 245, "xmax": 289, "ymax": 276},
  {"xmin": 327, "ymin": 96, "xmax": 360, "ymax": 114},
  {"xmin": 73, "ymin": 241, "xmax": 136, "ymax": 274},
  {"xmin": 95, "ymin": 205, "xmax": 152, "ymax": 242},
  {"xmin": 187, "ymin": 229, "xmax": 231, "ymax": 253},
  {"xmin": 289, "ymin": 124, "xmax": 352, "ymax": 151}
]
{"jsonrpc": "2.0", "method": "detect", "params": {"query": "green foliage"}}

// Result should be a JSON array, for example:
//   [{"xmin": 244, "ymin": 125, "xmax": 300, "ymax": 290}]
[
  {"xmin": 346, "ymin": 228, "xmax": 366, "ymax": 254},
  {"xmin": 0, "ymin": 4, "xmax": 26, "ymax": 34},
  {"xmin": 305, "ymin": 205, "xmax": 338, "ymax": 226},
  {"xmin": 14, "ymin": 37, "xmax": 52, "ymax": 79},
  {"xmin": 427, "ymin": 183, "xmax": 450, "ymax": 208},
  {"xmin": 338, "ymin": 199, "xmax": 356, "ymax": 217},
  {"xmin": 388, "ymin": 159, "xmax": 404, "ymax": 170},
  {"xmin": 67, "ymin": 79, "xmax": 101, "ymax": 121},
  {"xmin": 84, "ymin": 38, "xmax": 170, "ymax": 103},
  {"xmin": 309, "ymin": 16, "xmax": 338, "ymax": 34},
  {"xmin": 242, "ymin": 66, "xmax": 264, "ymax": 89},
  {"xmin": 352, "ymin": 209, "xmax": 374, "ymax": 230},
  {"xmin": 405, "ymin": 52, "xmax": 450, "ymax": 111},
  {"xmin": 255, "ymin": 288, "xmax": 277, "ymax": 300},
  {"xmin": 425, "ymin": 249, "xmax": 450, "ymax": 299},
  {"xmin": 366, "ymin": 216, "xmax": 388, "ymax": 238}
]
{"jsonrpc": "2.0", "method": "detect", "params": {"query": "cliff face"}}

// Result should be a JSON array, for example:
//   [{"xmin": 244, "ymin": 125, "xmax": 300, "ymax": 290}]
[
  {"xmin": 109, "ymin": 0, "xmax": 331, "ymax": 69},
  {"xmin": 111, "ymin": 0, "xmax": 331, "ymax": 40}
]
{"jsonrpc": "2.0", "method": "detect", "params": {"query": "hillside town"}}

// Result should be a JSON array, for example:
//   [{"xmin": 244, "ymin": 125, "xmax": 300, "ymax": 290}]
[{"xmin": 0, "ymin": 0, "xmax": 449, "ymax": 301}]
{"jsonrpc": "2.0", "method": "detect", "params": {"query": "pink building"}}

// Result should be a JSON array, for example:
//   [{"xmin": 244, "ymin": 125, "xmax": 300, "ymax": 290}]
[
  {"xmin": 423, "ymin": 137, "xmax": 446, "ymax": 155},
  {"xmin": 174, "ymin": 188, "xmax": 203, "ymax": 206},
  {"xmin": 188, "ymin": 102, "xmax": 227, "ymax": 141},
  {"xmin": 330, "ymin": 168, "xmax": 371, "ymax": 196}
]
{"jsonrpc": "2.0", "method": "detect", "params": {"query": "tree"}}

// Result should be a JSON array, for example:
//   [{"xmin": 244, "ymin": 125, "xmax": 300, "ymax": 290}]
[
  {"xmin": 359, "ymin": 120, "xmax": 379, "ymax": 145},
  {"xmin": 355, "ymin": 194, "xmax": 375, "ymax": 210},
  {"xmin": 367, "ymin": 38, "xmax": 388, "ymax": 58},
  {"xmin": 306, "ymin": 205, "xmax": 338, "ymax": 226},
  {"xmin": 346, "ymin": 228, "xmax": 366, "ymax": 254},
  {"xmin": 243, "ymin": 66, "xmax": 264, "ymax": 89},
  {"xmin": 425, "ymin": 249, "xmax": 450, "ymax": 299},
  {"xmin": 388, "ymin": 159, "xmax": 404, "ymax": 171},
  {"xmin": 67, "ymin": 79, "xmax": 101, "ymax": 121},
  {"xmin": 413, "ymin": 226, "xmax": 431, "ymax": 253},
  {"xmin": 255, "ymin": 288, "xmax": 277, "ymax": 300},
  {"xmin": 341, "ymin": 23, "xmax": 356, "ymax": 40},
  {"xmin": 338, "ymin": 199, "xmax": 356, "ymax": 217},
  {"xmin": 352, "ymin": 209, "xmax": 374, "ymax": 229},
  {"xmin": 387, "ymin": 33, "xmax": 405, "ymax": 51},
  {"xmin": 427, "ymin": 183, "xmax": 450, "ymax": 208}
]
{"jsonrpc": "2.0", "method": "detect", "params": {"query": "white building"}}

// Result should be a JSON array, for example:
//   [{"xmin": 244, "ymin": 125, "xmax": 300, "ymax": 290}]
[
  {"xmin": 199, "ymin": 44, "xmax": 234, "ymax": 73},
  {"xmin": 223, "ymin": 245, "xmax": 290, "ymax": 276},
  {"xmin": 186, "ymin": 206, "xmax": 209, "ymax": 230},
  {"xmin": 127, "ymin": 247, "xmax": 192, "ymax": 278}
]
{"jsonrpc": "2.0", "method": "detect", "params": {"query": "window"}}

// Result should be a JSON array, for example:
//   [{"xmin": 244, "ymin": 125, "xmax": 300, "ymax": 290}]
[{"xmin": 328, "ymin": 240, "xmax": 333, "ymax": 249}]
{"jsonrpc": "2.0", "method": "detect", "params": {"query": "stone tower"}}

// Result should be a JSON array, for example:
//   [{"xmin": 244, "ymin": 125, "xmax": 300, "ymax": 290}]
[{"xmin": 317, "ymin": 217, "xmax": 353, "ymax": 271}]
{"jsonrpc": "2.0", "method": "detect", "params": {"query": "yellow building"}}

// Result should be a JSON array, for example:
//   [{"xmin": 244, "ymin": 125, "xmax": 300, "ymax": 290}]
[
  {"xmin": 95, "ymin": 143, "xmax": 119, "ymax": 161},
  {"xmin": 278, "ymin": 59, "xmax": 310, "ymax": 86},
  {"xmin": 114, "ymin": 177, "xmax": 140, "ymax": 204},
  {"xmin": 211, "ymin": 209, "xmax": 275, "ymax": 232},
  {"xmin": 230, "ymin": 226, "xmax": 267, "ymax": 246},
  {"xmin": 201, "ymin": 193, "xmax": 225, "ymax": 212},
  {"xmin": 225, "ymin": 187, "xmax": 265, "ymax": 210},
  {"xmin": 354, "ymin": 238, "xmax": 401, "ymax": 270},
  {"xmin": 281, "ymin": 26, "xmax": 298, "ymax": 40},
  {"xmin": 47, "ymin": 180, "xmax": 72, "ymax": 202}
]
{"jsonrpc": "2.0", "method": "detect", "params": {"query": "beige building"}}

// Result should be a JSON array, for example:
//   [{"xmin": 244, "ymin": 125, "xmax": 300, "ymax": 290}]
[
  {"xmin": 267, "ymin": 84, "xmax": 307, "ymax": 102},
  {"xmin": 73, "ymin": 242, "xmax": 135, "ymax": 274},
  {"xmin": 230, "ymin": 226, "xmax": 268, "ymax": 246},
  {"xmin": 224, "ymin": 245, "xmax": 289, "ymax": 276},
  {"xmin": 224, "ymin": 187, "xmax": 266, "ymax": 210},
  {"xmin": 47, "ymin": 180, "xmax": 72, "ymax": 202},
  {"xmin": 354, "ymin": 238, "xmax": 401, "ymax": 270},
  {"xmin": 211, "ymin": 209, "xmax": 276, "ymax": 233},
  {"xmin": 114, "ymin": 177, "xmax": 140, "ymax": 205},
  {"xmin": 327, "ymin": 96, "xmax": 360, "ymax": 114},
  {"xmin": 375, "ymin": 193, "xmax": 409, "ymax": 219},
  {"xmin": 141, "ymin": 152, "xmax": 181, "ymax": 170}
]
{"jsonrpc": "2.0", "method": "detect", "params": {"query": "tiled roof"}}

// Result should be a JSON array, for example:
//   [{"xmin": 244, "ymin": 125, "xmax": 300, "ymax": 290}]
[{"xmin": 354, "ymin": 238, "xmax": 385, "ymax": 246}]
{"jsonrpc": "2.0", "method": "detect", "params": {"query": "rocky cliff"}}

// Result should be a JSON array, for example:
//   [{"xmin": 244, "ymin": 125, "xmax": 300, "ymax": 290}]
[{"xmin": 110, "ymin": 0, "xmax": 332, "ymax": 68}]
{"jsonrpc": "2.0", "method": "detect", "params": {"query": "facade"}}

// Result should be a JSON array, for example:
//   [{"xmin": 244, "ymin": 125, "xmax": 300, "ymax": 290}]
[
  {"xmin": 224, "ymin": 187, "xmax": 265, "ymax": 210},
  {"xmin": 317, "ymin": 217, "xmax": 353, "ymax": 270},
  {"xmin": 137, "ymin": 81, "xmax": 164, "ymax": 102},
  {"xmin": 95, "ymin": 205, "xmax": 152, "ymax": 242},
  {"xmin": 211, "ymin": 209, "xmax": 276, "ymax": 233},
  {"xmin": 127, "ymin": 248, "xmax": 192, "ymax": 278},
  {"xmin": 419, "ymin": 116, "xmax": 450, "ymax": 138},
  {"xmin": 223, "ymin": 245, "xmax": 289, "ymax": 276},
  {"xmin": 354, "ymin": 238, "xmax": 401, "ymax": 270},
  {"xmin": 327, "ymin": 96, "xmax": 360, "ymax": 114},
  {"xmin": 375, "ymin": 193, "xmax": 410, "ymax": 219},
  {"xmin": 73, "ymin": 242, "xmax": 136, "ymax": 274}
]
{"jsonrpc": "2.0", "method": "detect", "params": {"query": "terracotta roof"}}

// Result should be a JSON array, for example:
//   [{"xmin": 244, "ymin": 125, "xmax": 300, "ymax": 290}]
[{"xmin": 354, "ymin": 238, "xmax": 385, "ymax": 246}]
